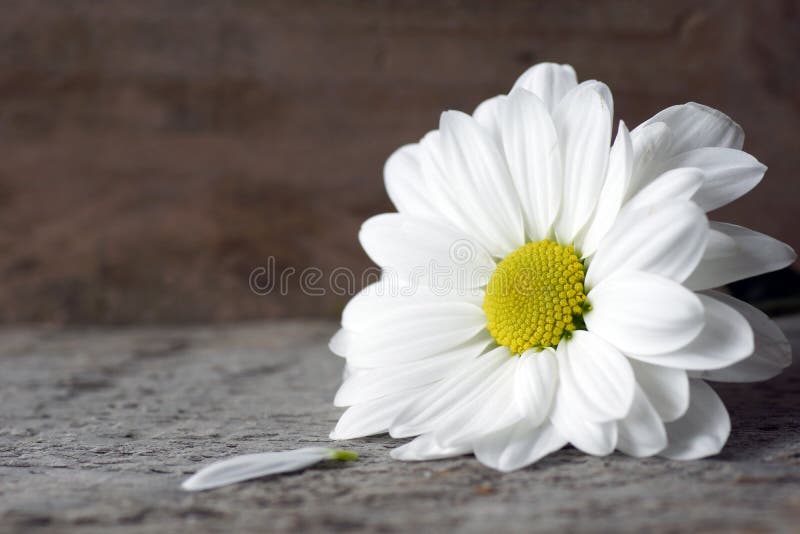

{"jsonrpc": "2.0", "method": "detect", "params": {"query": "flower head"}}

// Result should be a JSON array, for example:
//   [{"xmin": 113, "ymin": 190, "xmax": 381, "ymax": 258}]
[{"xmin": 329, "ymin": 63, "xmax": 795, "ymax": 471}]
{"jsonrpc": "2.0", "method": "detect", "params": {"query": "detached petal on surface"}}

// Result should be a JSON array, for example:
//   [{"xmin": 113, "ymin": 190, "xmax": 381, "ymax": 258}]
[{"xmin": 181, "ymin": 448, "xmax": 358, "ymax": 491}]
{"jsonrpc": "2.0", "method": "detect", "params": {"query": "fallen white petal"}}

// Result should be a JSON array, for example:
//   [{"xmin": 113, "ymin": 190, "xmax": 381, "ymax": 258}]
[{"xmin": 181, "ymin": 448, "xmax": 358, "ymax": 491}]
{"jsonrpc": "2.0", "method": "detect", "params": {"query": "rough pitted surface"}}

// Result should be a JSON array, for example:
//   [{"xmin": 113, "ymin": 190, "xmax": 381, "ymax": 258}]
[{"xmin": 1, "ymin": 318, "xmax": 799, "ymax": 533}]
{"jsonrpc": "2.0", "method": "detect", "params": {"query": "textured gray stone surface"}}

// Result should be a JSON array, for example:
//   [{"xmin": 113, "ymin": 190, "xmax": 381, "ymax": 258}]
[
  {"xmin": 1, "ymin": 1, "xmax": 799, "ymax": 325},
  {"xmin": 1, "ymin": 318, "xmax": 799, "ymax": 533}
]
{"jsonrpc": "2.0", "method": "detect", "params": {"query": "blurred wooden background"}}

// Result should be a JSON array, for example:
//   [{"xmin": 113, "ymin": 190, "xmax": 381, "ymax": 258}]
[{"xmin": 0, "ymin": 0, "xmax": 797, "ymax": 324}]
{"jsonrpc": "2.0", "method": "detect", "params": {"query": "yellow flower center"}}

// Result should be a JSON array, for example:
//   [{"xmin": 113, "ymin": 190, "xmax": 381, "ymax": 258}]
[{"xmin": 483, "ymin": 240, "xmax": 588, "ymax": 355}]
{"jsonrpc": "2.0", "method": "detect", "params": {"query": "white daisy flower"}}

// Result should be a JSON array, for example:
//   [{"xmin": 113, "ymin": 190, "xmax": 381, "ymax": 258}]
[{"xmin": 329, "ymin": 62, "xmax": 796, "ymax": 471}]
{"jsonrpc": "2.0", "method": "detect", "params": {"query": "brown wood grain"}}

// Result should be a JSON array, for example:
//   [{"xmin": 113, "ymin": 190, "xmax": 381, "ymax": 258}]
[{"xmin": 0, "ymin": 0, "xmax": 797, "ymax": 323}]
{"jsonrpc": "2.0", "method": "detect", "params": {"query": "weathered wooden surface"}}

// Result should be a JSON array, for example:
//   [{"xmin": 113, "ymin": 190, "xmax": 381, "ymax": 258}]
[
  {"xmin": 1, "ymin": 318, "xmax": 799, "ymax": 533},
  {"xmin": 0, "ymin": 0, "xmax": 797, "ymax": 323}
]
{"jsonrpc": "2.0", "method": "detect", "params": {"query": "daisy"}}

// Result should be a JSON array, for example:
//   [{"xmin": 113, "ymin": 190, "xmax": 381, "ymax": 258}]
[{"xmin": 329, "ymin": 62, "xmax": 795, "ymax": 471}]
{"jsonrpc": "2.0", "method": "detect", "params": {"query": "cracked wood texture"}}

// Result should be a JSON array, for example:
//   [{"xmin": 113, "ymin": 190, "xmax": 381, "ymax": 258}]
[
  {"xmin": 0, "ymin": 0, "xmax": 798, "ymax": 324},
  {"xmin": 1, "ymin": 318, "xmax": 799, "ymax": 533}
]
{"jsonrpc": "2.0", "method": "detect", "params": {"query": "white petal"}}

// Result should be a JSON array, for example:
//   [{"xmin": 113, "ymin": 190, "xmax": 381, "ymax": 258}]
[
  {"xmin": 181, "ymin": 448, "xmax": 341, "ymax": 491},
  {"xmin": 384, "ymin": 144, "xmax": 438, "ymax": 219},
  {"xmin": 690, "ymin": 292, "xmax": 792, "ymax": 382},
  {"xmin": 629, "ymin": 360, "xmax": 689, "ymax": 422},
  {"xmin": 416, "ymin": 129, "xmax": 535, "ymax": 255},
  {"xmin": 627, "ymin": 121, "xmax": 674, "ymax": 197},
  {"xmin": 621, "ymin": 167, "xmax": 704, "ymax": 214},
  {"xmin": 684, "ymin": 222, "xmax": 796, "ymax": 291},
  {"xmin": 556, "ymin": 331, "xmax": 634, "ymax": 422},
  {"xmin": 473, "ymin": 95, "xmax": 506, "ymax": 143},
  {"xmin": 579, "ymin": 121, "xmax": 633, "ymax": 257},
  {"xmin": 334, "ymin": 335, "xmax": 491, "ymax": 406},
  {"xmin": 338, "ymin": 280, "xmax": 489, "ymax": 367},
  {"xmin": 499, "ymin": 88, "xmax": 562, "ymax": 241},
  {"xmin": 628, "ymin": 105, "xmax": 746, "ymax": 207},
  {"xmin": 329, "ymin": 328, "xmax": 355, "ymax": 357},
  {"xmin": 342, "ymin": 278, "xmax": 484, "ymax": 334},
  {"xmin": 341, "ymin": 362, "xmax": 361, "ymax": 381},
  {"xmin": 513, "ymin": 348, "xmax": 558, "ymax": 426},
  {"xmin": 430, "ymin": 356, "xmax": 522, "ymax": 448},
  {"xmin": 344, "ymin": 321, "xmax": 490, "ymax": 369},
  {"xmin": 636, "ymin": 102, "xmax": 744, "ymax": 155},
  {"xmin": 694, "ymin": 355, "xmax": 788, "ymax": 384},
  {"xmin": 473, "ymin": 421, "xmax": 566, "ymax": 472},
  {"xmin": 549, "ymin": 388, "xmax": 617, "ymax": 456},
  {"xmin": 390, "ymin": 433, "xmax": 470, "ymax": 461},
  {"xmin": 661, "ymin": 380, "xmax": 730, "ymax": 460},
  {"xmin": 627, "ymin": 293, "xmax": 753, "ymax": 371},
  {"xmin": 553, "ymin": 84, "xmax": 613, "ymax": 243},
  {"xmin": 416, "ymin": 129, "xmax": 495, "ymax": 246},
  {"xmin": 657, "ymin": 147, "xmax": 765, "ymax": 212},
  {"xmin": 574, "ymin": 80, "xmax": 615, "ymax": 120},
  {"xmin": 585, "ymin": 200, "xmax": 708, "ymax": 287},
  {"xmin": 585, "ymin": 271, "xmax": 704, "ymax": 355},
  {"xmin": 331, "ymin": 387, "xmax": 424, "ymax": 439},
  {"xmin": 511, "ymin": 62, "xmax": 578, "ymax": 113},
  {"xmin": 616, "ymin": 385, "xmax": 668, "ymax": 457},
  {"xmin": 439, "ymin": 111, "xmax": 525, "ymax": 255},
  {"xmin": 340, "ymin": 279, "xmax": 488, "ymax": 358},
  {"xmin": 359, "ymin": 213, "xmax": 496, "ymax": 288},
  {"xmin": 390, "ymin": 347, "xmax": 510, "ymax": 438}
]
